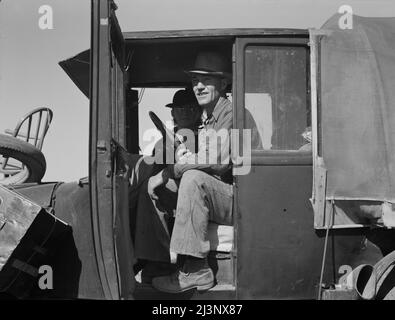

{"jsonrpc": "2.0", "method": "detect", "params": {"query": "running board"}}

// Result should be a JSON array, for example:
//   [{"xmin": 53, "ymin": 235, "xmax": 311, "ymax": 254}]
[{"xmin": 133, "ymin": 283, "xmax": 236, "ymax": 300}]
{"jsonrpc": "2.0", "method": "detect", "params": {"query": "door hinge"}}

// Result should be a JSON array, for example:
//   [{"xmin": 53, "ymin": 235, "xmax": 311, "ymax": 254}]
[{"xmin": 97, "ymin": 140, "xmax": 107, "ymax": 153}]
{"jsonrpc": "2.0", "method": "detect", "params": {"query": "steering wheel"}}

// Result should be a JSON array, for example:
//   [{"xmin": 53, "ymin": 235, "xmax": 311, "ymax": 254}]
[{"xmin": 149, "ymin": 111, "xmax": 183, "ymax": 148}]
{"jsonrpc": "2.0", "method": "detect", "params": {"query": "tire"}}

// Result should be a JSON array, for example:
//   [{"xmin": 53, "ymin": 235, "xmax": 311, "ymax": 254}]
[{"xmin": 0, "ymin": 133, "xmax": 46, "ymax": 183}]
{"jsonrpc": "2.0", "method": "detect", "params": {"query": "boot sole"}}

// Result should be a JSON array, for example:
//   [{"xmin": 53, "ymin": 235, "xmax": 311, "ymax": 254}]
[
  {"xmin": 196, "ymin": 281, "xmax": 215, "ymax": 292},
  {"xmin": 153, "ymin": 281, "xmax": 215, "ymax": 293}
]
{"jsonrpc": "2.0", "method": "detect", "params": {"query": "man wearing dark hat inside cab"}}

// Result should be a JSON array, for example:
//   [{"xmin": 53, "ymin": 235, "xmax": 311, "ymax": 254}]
[
  {"xmin": 152, "ymin": 89, "xmax": 201, "ymax": 164},
  {"xmin": 146, "ymin": 49, "xmax": 238, "ymax": 293},
  {"xmin": 169, "ymin": 89, "xmax": 202, "ymax": 134}
]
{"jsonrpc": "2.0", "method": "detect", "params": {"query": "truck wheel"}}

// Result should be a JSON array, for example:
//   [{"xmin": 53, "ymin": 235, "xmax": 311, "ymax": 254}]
[{"xmin": 0, "ymin": 133, "xmax": 46, "ymax": 184}]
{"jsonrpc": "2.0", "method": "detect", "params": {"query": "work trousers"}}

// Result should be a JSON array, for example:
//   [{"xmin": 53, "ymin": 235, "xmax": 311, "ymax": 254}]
[{"xmin": 133, "ymin": 169, "xmax": 233, "ymax": 262}]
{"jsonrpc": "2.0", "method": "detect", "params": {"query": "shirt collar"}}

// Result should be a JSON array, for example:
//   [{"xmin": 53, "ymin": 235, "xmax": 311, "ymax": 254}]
[{"xmin": 201, "ymin": 96, "xmax": 227, "ymax": 125}]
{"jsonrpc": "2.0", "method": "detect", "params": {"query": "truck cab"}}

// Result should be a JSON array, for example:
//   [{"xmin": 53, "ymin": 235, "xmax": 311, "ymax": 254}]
[{"xmin": 1, "ymin": 0, "xmax": 395, "ymax": 300}]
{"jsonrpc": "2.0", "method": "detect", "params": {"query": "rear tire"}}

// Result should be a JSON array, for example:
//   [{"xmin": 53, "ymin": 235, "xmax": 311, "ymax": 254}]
[{"xmin": 0, "ymin": 133, "xmax": 46, "ymax": 183}]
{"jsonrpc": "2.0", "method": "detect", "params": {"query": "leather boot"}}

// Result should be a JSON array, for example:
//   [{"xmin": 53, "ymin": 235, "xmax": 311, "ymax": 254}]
[{"xmin": 152, "ymin": 257, "xmax": 215, "ymax": 293}]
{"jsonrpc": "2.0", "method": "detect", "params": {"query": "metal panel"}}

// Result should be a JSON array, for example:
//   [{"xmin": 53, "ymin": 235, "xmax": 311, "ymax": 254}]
[
  {"xmin": 48, "ymin": 182, "xmax": 105, "ymax": 299},
  {"xmin": 236, "ymin": 166, "xmax": 385, "ymax": 299},
  {"xmin": 236, "ymin": 165, "xmax": 322, "ymax": 298}
]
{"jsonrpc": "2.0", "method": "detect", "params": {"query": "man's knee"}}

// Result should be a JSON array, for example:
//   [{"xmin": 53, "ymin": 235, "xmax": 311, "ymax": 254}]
[{"xmin": 179, "ymin": 170, "xmax": 207, "ymax": 190}]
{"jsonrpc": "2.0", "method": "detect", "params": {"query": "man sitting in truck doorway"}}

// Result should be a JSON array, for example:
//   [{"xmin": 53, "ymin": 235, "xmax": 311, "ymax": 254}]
[
  {"xmin": 145, "ymin": 50, "xmax": 235, "ymax": 293},
  {"xmin": 137, "ymin": 49, "xmax": 261, "ymax": 292}
]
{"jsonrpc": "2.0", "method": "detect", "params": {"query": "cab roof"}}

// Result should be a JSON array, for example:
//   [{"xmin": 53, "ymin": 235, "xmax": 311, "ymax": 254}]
[
  {"xmin": 60, "ymin": 28, "xmax": 309, "ymax": 97},
  {"xmin": 123, "ymin": 28, "xmax": 309, "ymax": 41}
]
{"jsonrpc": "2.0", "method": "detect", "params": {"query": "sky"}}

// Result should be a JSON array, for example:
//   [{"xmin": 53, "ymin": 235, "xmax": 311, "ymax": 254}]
[{"xmin": 0, "ymin": 0, "xmax": 394, "ymax": 182}]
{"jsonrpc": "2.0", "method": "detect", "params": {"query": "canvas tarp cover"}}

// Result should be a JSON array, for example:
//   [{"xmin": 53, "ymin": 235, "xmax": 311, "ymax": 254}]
[{"xmin": 320, "ymin": 14, "xmax": 395, "ymax": 203}]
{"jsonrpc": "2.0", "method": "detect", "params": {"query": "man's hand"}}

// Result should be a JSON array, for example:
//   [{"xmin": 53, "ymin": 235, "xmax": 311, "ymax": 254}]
[
  {"xmin": 175, "ymin": 143, "xmax": 192, "ymax": 164},
  {"xmin": 148, "ymin": 169, "xmax": 170, "ymax": 200}
]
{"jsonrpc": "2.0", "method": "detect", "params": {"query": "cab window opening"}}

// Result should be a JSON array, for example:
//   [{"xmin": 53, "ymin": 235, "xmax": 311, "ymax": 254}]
[{"xmin": 244, "ymin": 45, "xmax": 310, "ymax": 152}]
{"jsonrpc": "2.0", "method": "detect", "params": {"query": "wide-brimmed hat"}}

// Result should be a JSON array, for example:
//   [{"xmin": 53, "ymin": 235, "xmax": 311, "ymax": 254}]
[
  {"xmin": 186, "ymin": 51, "xmax": 231, "ymax": 79},
  {"xmin": 165, "ymin": 89, "xmax": 199, "ymax": 108}
]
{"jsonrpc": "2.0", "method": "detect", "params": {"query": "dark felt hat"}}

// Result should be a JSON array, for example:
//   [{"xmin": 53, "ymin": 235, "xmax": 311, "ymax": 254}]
[
  {"xmin": 186, "ymin": 51, "xmax": 231, "ymax": 79},
  {"xmin": 165, "ymin": 89, "xmax": 198, "ymax": 108}
]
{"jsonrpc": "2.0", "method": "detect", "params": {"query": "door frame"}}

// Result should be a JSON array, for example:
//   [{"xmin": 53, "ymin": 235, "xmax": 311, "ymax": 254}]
[{"xmin": 90, "ymin": 0, "xmax": 133, "ymax": 300}]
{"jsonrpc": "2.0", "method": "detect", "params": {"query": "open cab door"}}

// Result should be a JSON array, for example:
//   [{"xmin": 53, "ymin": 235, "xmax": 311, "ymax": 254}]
[{"xmin": 90, "ymin": 0, "xmax": 134, "ymax": 299}]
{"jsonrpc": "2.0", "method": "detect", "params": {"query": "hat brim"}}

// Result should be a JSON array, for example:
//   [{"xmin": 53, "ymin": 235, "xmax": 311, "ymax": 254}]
[{"xmin": 184, "ymin": 70, "xmax": 231, "ymax": 79}]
